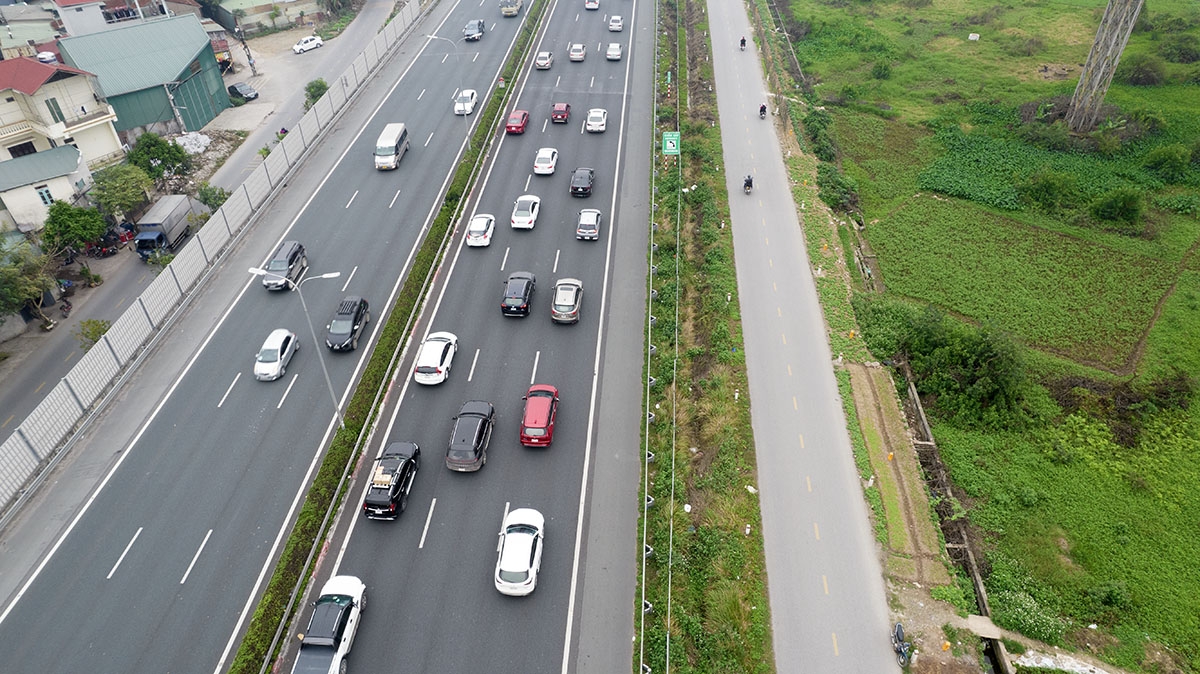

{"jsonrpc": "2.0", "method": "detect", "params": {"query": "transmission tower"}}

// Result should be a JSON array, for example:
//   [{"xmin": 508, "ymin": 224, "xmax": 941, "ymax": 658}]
[{"xmin": 1065, "ymin": 0, "xmax": 1145, "ymax": 133}]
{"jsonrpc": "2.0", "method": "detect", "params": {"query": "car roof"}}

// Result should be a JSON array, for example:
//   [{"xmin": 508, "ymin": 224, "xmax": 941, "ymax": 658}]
[
  {"xmin": 334, "ymin": 296, "xmax": 363, "ymax": 315},
  {"xmin": 508, "ymin": 271, "xmax": 535, "ymax": 282}
]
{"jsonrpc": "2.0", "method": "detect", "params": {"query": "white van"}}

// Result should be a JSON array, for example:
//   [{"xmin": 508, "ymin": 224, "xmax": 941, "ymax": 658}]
[{"xmin": 374, "ymin": 123, "xmax": 410, "ymax": 170}]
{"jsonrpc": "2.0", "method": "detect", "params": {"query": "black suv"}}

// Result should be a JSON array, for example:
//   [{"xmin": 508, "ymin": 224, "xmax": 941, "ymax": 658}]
[
  {"xmin": 325, "ymin": 296, "xmax": 370, "ymax": 351},
  {"xmin": 445, "ymin": 401, "xmax": 495, "ymax": 472},
  {"xmin": 362, "ymin": 442, "xmax": 420, "ymax": 520},
  {"xmin": 261, "ymin": 240, "xmax": 306, "ymax": 290},
  {"xmin": 500, "ymin": 271, "xmax": 536, "ymax": 317},
  {"xmin": 464, "ymin": 19, "xmax": 485, "ymax": 40},
  {"xmin": 569, "ymin": 167, "xmax": 594, "ymax": 197}
]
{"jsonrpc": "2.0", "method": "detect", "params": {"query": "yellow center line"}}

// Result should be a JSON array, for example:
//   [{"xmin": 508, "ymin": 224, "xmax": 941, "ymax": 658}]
[
  {"xmin": 1, "ymin": 414, "xmax": 13, "ymax": 429},
  {"xmin": 786, "ymin": 364, "xmax": 792, "ymax": 376},
  {"xmin": 777, "ymin": 307, "xmax": 782, "ymax": 317},
  {"xmin": 792, "ymin": 396, "xmax": 798, "ymax": 411},
  {"xmin": 772, "ymin": 281, "xmax": 778, "ymax": 292},
  {"xmin": 823, "ymin": 575, "xmax": 830, "ymax": 594},
  {"xmin": 799, "ymin": 433, "xmax": 805, "ymax": 449},
  {"xmin": 781, "ymin": 333, "xmax": 787, "ymax": 345},
  {"xmin": 813, "ymin": 522, "xmax": 821, "ymax": 540},
  {"xmin": 63, "ymin": 350, "xmax": 77, "ymax": 364},
  {"xmin": 831, "ymin": 632, "xmax": 839, "ymax": 656},
  {"xmin": 806, "ymin": 475, "xmax": 812, "ymax": 492},
  {"xmin": 34, "ymin": 381, "xmax": 46, "ymax": 395}
]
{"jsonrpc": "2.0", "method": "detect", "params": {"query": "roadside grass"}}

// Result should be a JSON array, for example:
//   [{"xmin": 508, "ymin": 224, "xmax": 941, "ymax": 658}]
[
  {"xmin": 636, "ymin": 2, "xmax": 773, "ymax": 672},
  {"xmin": 776, "ymin": 0, "xmax": 1200, "ymax": 669},
  {"xmin": 227, "ymin": 3, "xmax": 548, "ymax": 671}
]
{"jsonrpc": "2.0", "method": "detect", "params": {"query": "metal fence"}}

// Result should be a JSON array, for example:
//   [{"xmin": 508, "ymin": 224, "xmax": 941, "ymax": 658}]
[{"xmin": 0, "ymin": 0, "xmax": 424, "ymax": 519}]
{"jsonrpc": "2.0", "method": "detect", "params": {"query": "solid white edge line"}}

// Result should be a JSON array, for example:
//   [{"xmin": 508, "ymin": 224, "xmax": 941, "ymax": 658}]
[
  {"xmin": 561, "ymin": 0, "xmax": 640, "ymax": 670},
  {"xmin": 106, "ymin": 527, "xmax": 142, "ymax": 580},
  {"xmin": 181, "ymin": 529, "xmax": 214, "ymax": 584}
]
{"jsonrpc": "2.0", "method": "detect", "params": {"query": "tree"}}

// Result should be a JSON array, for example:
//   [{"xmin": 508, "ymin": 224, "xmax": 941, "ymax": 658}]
[
  {"xmin": 195, "ymin": 182, "xmax": 231, "ymax": 210},
  {"xmin": 128, "ymin": 132, "xmax": 190, "ymax": 181},
  {"xmin": 42, "ymin": 201, "xmax": 108, "ymax": 254},
  {"xmin": 0, "ymin": 243, "xmax": 56, "ymax": 325},
  {"xmin": 91, "ymin": 164, "xmax": 151, "ymax": 219},
  {"xmin": 74, "ymin": 319, "xmax": 112, "ymax": 352},
  {"xmin": 305, "ymin": 79, "xmax": 329, "ymax": 110}
]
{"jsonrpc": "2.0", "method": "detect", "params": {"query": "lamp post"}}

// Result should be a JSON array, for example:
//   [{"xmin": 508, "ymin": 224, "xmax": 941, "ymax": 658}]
[
  {"xmin": 248, "ymin": 267, "xmax": 344, "ymax": 428},
  {"xmin": 426, "ymin": 33, "xmax": 472, "ymax": 151}
]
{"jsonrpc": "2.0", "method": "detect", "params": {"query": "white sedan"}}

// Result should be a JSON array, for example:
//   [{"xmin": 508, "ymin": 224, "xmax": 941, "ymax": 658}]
[
  {"xmin": 534, "ymin": 51, "xmax": 554, "ymax": 69},
  {"xmin": 585, "ymin": 108, "xmax": 607, "ymax": 133},
  {"xmin": 293, "ymin": 35, "xmax": 323, "ymax": 53},
  {"xmin": 495, "ymin": 508, "xmax": 545, "ymax": 596},
  {"xmin": 511, "ymin": 194, "xmax": 541, "ymax": 229},
  {"xmin": 454, "ymin": 89, "xmax": 478, "ymax": 115},
  {"xmin": 413, "ymin": 331, "xmax": 458, "ymax": 384},
  {"xmin": 609, "ymin": 16, "xmax": 623, "ymax": 31},
  {"xmin": 606, "ymin": 43, "xmax": 622, "ymax": 60},
  {"xmin": 465, "ymin": 213, "xmax": 495, "ymax": 247},
  {"xmin": 533, "ymin": 147, "xmax": 559, "ymax": 175}
]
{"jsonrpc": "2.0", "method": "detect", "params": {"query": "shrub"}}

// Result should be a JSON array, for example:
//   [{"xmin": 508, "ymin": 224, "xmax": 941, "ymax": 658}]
[
  {"xmin": 304, "ymin": 78, "xmax": 329, "ymax": 110},
  {"xmin": 816, "ymin": 162, "xmax": 859, "ymax": 211},
  {"xmin": 1089, "ymin": 188, "xmax": 1144, "ymax": 229},
  {"xmin": 1153, "ymin": 194, "xmax": 1199, "ymax": 216},
  {"xmin": 196, "ymin": 182, "xmax": 232, "ymax": 210},
  {"xmin": 1016, "ymin": 168, "xmax": 1079, "ymax": 212},
  {"xmin": 1128, "ymin": 108, "xmax": 1167, "ymax": 136},
  {"xmin": 1115, "ymin": 53, "xmax": 1166, "ymax": 85},
  {"xmin": 804, "ymin": 107, "xmax": 834, "ymax": 137},
  {"xmin": 811, "ymin": 129, "xmax": 838, "ymax": 162},
  {"xmin": 871, "ymin": 62, "xmax": 892, "ymax": 79},
  {"xmin": 1016, "ymin": 121, "xmax": 1076, "ymax": 152},
  {"xmin": 1143, "ymin": 144, "xmax": 1192, "ymax": 183},
  {"xmin": 1159, "ymin": 33, "xmax": 1200, "ymax": 63}
]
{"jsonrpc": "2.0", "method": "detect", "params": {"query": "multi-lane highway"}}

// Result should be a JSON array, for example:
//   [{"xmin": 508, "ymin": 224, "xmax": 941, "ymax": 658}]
[{"xmin": 0, "ymin": 0, "xmax": 648, "ymax": 671}]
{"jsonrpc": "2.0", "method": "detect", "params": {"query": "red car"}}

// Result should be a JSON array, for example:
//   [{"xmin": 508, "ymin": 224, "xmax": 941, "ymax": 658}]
[
  {"xmin": 520, "ymin": 384, "xmax": 559, "ymax": 446},
  {"xmin": 505, "ymin": 109, "xmax": 530, "ymax": 134},
  {"xmin": 551, "ymin": 102, "xmax": 571, "ymax": 123}
]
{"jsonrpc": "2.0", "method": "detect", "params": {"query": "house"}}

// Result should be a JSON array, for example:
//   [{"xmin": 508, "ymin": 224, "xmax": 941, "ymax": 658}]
[
  {"xmin": 0, "ymin": 56, "xmax": 122, "ymax": 232},
  {"xmin": 58, "ymin": 14, "xmax": 231, "ymax": 141}
]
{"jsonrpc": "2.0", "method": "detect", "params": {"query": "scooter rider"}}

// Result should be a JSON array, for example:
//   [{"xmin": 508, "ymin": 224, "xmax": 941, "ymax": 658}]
[
  {"xmin": 740, "ymin": 36, "xmax": 747, "ymax": 50},
  {"xmin": 759, "ymin": 103, "xmax": 767, "ymax": 118},
  {"xmin": 744, "ymin": 174, "xmax": 754, "ymax": 191}
]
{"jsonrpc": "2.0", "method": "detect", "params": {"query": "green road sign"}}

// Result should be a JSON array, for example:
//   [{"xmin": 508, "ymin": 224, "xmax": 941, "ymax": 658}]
[{"xmin": 662, "ymin": 132, "xmax": 680, "ymax": 156}]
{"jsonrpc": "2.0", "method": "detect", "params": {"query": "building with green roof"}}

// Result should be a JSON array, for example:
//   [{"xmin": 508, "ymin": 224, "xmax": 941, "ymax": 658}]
[{"xmin": 58, "ymin": 14, "xmax": 230, "ymax": 138}]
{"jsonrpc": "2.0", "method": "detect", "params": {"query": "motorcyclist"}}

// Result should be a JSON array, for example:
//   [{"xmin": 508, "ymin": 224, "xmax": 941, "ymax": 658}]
[
  {"xmin": 759, "ymin": 103, "xmax": 767, "ymax": 118},
  {"xmin": 744, "ymin": 174, "xmax": 754, "ymax": 190},
  {"xmin": 740, "ymin": 36, "xmax": 747, "ymax": 50}
]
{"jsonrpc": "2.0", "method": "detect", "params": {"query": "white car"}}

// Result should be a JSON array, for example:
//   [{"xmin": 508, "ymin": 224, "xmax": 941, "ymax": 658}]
[
  {"xmin": 495, "ymin": 508, "xmax": 545, "ymax": 596},
  {"xmin": 608, "ymin": 16, "xmax": 623, "ymax": 31},
  {"xmin": 584, "ymin": 0, "xmax": 599, "ymax": 9},
  {"xmin": 254, "ymin": 328, "xmax": 298, "ymax": 381},
  {"xmin": 585, "ymin": 108, "xmax": 607, "ymax": 133},
  {"xmin": 534, "ymin": 51, "xmax": 554, "ymax": 69},
  {"xmin": 293, "ymin": 35, "xmax": 323, "ymax": 54},
  {"xmin": 465, "ymin": 213, "xmax": 495, "ymax": 247},
  {"xmin": 291, "ymin": 575, "xmax": 365, "ymax": 674},
  {"xmin": 511, "ymin": 194, "xmax": 541, "ymax": 229},
  {"xmin": 575, "ymin": 208, "xmax": 602, "ymax": 240},
  {"xmin": 568, "ymin": 43, "xmax": 586, "ymax": 61},
  {"xmin": 533, "ymin": 147, "xmax": 559, "ymax": 175},
  {"xmin": 606, "ymin": 43, "xmax": 622, "ymax": 60},
  {"xmin": 413, "ymin": 331, "xmax": 458, "ymax": 384},
  {"xmin": 454, "ymin": 89, "xmax": 478, "ymax": 115}
]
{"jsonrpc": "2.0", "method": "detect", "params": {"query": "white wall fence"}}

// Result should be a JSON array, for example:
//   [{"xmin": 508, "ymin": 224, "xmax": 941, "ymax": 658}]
[{"xmin": 0, "ymin": 1, "xmax": 423, "ymax": 519}]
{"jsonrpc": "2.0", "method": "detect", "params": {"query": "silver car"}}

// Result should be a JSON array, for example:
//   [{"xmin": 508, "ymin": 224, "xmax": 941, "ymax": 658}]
[
  {"xmin": 551, "ymin": 278, "xmax": 584, "ymax": 324},
  {"xmin": 254, "ymin": 328, "xmax": 299, "ymax": 381}
]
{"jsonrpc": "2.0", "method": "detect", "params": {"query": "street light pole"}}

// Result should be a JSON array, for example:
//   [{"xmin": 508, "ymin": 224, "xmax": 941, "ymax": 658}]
[
  {"xmin": 248, "ymin": 267, "xmax": 344, "ymax": 428},
  {"xmin": 426, "ymin": 34, "xmax": 472, "ymax": 151}
]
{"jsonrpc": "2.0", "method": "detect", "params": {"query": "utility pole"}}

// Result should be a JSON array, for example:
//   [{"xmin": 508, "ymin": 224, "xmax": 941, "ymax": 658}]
[{"xmin": 1065, "ymin": 0, "xmax": 1145, "ymax": 133}]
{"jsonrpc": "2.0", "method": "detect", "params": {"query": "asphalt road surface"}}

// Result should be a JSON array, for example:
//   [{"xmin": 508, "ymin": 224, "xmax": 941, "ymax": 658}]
[
  {"xmin": 0, "ymin": 0, "xmax": 649, "ymax": 673},
  {"xmin": 708, "ymin": 2, "xmax": 897, "ymax": 672}
]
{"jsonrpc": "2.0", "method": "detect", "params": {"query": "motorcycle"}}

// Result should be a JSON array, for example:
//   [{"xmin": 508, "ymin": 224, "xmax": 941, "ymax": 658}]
[
  {"xmin": 759, "ymin": 107, "xmax": 767, "ymax": 119},
  {"xmin": 743, "ymin": 176, "xmax": 753, "ymax": 194},
  {"xmin": 60, "ymin": 299, "xmax": 73, "ymax": 318}
]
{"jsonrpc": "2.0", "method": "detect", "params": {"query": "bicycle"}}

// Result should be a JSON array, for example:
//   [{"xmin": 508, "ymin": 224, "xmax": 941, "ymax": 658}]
[{"xmin": 891, "ymin": 622, "xmax": 913, "ymax": 667}]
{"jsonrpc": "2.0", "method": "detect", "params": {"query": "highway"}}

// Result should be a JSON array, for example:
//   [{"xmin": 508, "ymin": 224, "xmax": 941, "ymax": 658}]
[
  {"xmin": 0, "ymin": 0, "xmax": 649, "ymax": 671},
  {"xmin": 304, "ymin": 0, "xmax": 649, "ymax": 672}
]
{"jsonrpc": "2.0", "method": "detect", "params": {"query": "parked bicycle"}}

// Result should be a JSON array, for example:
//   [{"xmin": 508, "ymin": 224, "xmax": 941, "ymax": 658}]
[{"xmin": 891, "ymin": 622, "xmax": 912, "ymax": 667}]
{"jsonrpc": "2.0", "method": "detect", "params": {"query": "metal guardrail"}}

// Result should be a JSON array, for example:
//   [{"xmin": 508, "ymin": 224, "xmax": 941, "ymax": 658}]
[{"xmin": 0, "ymin": 0, "xmax": 425, "ymax": 529}]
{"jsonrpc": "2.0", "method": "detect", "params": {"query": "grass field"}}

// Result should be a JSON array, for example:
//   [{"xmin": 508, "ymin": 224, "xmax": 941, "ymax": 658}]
[{"xmin": 785, "ymin": 0, "xmax": 1200, "ymax": 670}]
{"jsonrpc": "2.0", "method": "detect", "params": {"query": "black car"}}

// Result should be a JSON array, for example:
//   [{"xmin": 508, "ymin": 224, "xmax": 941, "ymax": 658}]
[
  {"xmin": 570, "ymin": 167, "xmax": 594, "ymax": 197},
  {"xmin": 325, "ymin": 296, "xmax": 370, "ymax": 351},
  {"xmin": 445, "ymin": 401, "xmax": 495, "ymax": 472},
  {"xmin": 227, "ymin": 82, "xmax": 258, "ymax": 101},
  {"xmin": 464, "ymin": 19, "xmax": 485, "ymax": 40},
  {"xmin": 362, "ymin": 442, "xmax": 420, "ymax": 520},
  {"xmin": 501, "ymin": 271, "xmax": 536, "ymax": 317}
]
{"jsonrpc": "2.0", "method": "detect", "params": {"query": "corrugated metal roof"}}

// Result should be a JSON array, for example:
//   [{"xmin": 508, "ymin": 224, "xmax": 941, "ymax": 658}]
[
  {"xmin": 58, "ymin": 15, "xmax": 211, "ymax": 97},
  {"xmin": 0, "ymin": 145, "xmax": 82, "ymax": 192}
]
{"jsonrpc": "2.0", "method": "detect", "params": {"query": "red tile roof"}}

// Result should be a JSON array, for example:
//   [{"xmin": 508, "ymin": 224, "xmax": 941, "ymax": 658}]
[{"xmin": 0, "ymin": 57, "xmax": 92, "ymax": 96}]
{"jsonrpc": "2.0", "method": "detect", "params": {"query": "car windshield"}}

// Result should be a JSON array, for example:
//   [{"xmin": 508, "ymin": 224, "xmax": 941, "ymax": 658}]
[
  {"xmin": 258, "ymin": 348, "xmax": 279, "ymax": 363},
  {"xmin": 329, "ymin": 319, "xmax": 353, "ymax": 334},
  {"xmin": 266, "ymin": 260, "xmax": 288, "ymax": 271},
  {"xmin": 590, "ymin": 113, "xmax": 603, "ymax": 122}
]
